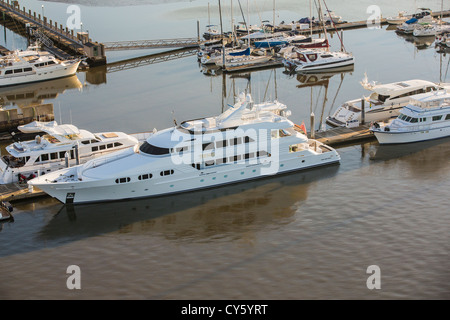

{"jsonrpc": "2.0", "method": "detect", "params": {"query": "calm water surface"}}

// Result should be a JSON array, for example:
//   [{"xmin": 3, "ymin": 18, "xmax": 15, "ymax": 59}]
[{"xmin": 0, "ymin": 0, "xmax": 449, "ymax": 300}]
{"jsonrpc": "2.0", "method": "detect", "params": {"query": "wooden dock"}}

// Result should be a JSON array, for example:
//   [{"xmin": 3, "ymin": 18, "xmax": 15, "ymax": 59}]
[
  {"xmin": 0, "ymin": 0, "xmax": 106, "ymax": 66},
  {"xmin": 314, "ymin": 124, "xmax": 375, "ymax": 146},
  {"xmin": 0, "ymin": 183, "xmax": 45, "ymax": 203}
]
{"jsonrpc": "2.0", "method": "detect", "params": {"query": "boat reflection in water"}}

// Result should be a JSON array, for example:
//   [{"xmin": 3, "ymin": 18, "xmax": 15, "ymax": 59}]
[
  {"xmin": 36, "ymin": 164, "xmax": 339, "ymax": 245},
  {"xmin": 0, "ymin": 75, "xmax": 82, "ymax": 135},
  {"xmin": 370, "ymin": 136, "xmax": 450, "ymax": 163},
  {"xmin": 0, "ymin": 75, "xmax": 82, "ymax": 108}
]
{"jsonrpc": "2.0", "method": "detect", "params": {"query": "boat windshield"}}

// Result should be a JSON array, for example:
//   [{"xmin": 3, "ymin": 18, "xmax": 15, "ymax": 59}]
[
  {"xmin": 370, "ymin": 92, "xmax": 390, "ymax": 103},
  {"xmin": 139, "ymin": 141, "xmax": 170, "ymax": 155}
]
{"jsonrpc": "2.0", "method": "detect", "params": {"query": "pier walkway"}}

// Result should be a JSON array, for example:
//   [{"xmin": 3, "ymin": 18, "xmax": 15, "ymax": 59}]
[
  {"xmin": 103, "ymin": 38, "xmax": 201, "ymax": 51},
  {"xmin": 0, "ymin": 0, "xmax": 84, "ymax": 57}
]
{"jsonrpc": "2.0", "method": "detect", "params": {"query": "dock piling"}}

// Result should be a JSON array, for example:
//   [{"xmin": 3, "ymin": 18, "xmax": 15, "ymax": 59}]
[
  {"xmin": 310, "ymin": 112, "xmax": 315, "ymax": 139},
  {"xmin": 361, "ymin": 98, "xmax": 365, "ymax": 125}
]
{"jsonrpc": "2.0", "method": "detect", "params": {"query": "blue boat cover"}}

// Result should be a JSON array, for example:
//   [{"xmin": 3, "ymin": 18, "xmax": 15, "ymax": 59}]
[
  {"xmin": 228, "ymin": 47, "xmax": 250, "ymax": 56},
  {"xmin": 405, "ymin": 18, "xmax": 418, "ymax": 24}
]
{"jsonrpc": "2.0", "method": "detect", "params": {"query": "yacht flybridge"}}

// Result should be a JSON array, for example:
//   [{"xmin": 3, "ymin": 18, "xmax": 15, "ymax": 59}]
[
  {"xmin": 28, "ymin": 93, "xmax": 341, "ymax": 204},
  {"xmin": 0, "ymin": 43, "xmax": 80, "ymax": 87},
  {"xmin": 0, "ymin": 121, "xmax": 145, "ymax": 184}
]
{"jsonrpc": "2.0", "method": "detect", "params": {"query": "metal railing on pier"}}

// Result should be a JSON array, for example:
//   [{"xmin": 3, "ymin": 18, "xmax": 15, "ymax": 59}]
[{"xmin": 103, "ymin": 38, "xmax": 202, "ymax": 51}]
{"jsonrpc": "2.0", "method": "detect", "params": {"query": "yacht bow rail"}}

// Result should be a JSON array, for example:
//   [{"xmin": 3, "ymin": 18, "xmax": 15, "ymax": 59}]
[{"xmin": 103, "ymin": 38, "xmax": 202, "ymax": 51}]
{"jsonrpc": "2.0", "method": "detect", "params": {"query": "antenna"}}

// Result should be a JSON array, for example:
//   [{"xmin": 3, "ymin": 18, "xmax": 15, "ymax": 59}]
[{"xmin": 172, "ymin": 110, "xmax": 178, "ymax": 126}]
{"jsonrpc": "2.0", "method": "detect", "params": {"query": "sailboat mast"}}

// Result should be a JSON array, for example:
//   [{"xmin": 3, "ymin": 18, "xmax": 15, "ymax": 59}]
[
  {"xmin": 273, "ymin": 0, "xmax": 276, "ymax": 29},
  {"xmin": 309, "ymin": 0, "xmax": 312, "ymax": 38},
  {"xmin": 317, "ymin": 0, "xmax": 329, "ymax": 51},
  {"xmin": 218, "ymin": 0, "xmax": 226, "ymax": 67}
]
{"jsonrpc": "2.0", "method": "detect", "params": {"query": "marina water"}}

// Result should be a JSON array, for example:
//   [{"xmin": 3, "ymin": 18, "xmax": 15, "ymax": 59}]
[{"xmin": 0, "ymin": 0, "xmax": 449, "ymax": 299}]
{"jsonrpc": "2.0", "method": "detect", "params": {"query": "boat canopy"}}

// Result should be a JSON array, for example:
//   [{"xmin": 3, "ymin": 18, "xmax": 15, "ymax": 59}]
[
  {"xmin": 228, "ymin": 47, "xmax": 250, "ymax": 56},
  {"xmin": 405, "ymin": 18, "xmax": 418, "ymax": 24}
]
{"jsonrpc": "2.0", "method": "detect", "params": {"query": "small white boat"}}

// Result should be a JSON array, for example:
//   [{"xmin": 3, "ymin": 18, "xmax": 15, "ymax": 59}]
[
  {"xmin": 215, "ymin": 50, "xmax": 272, "ymax": 70},
  {"xmin": 235, "ymin": 22, "xmax": 261, "ymax": 35},
  {"xmin": 371, "ymin": 91, "xmax": 450, "ymax": 144},
  {"xmin": 322, "ymin": 11, "xmax": 343, "ymax": 24},
  {"xmin": 326, "ymin": 76, "xmax": 450, "ymax": 127},
  {"xmin": 413, "ymin": 23, "xmax": 450, "ymax": 37},
  {"xmin": 0, "ymin": 43, "xmax": 80, "ymax": 87},
  {"xmin": 28, "ymin": 92, "xmax": 341, "ymax": 204},
  {"xmin": 282, "ymin": 47, "xmax": 354, "ymax": 73},
  {"xmin": 387, "ymin": 11, "xmax": 411, "ymax": 25},
  {"xmin": 0, "ymin": 121, "xmax": 149, "ymax": 184},
  {"xmin": 203, "ymin": 24, "xmax": 221, "ymax": 40},
  {"xmin": 0, "ymin": 201, "xmax": 13, "ymax": 222},
  {"xmin": 396, "ymin": 8, "xmax": 435, "ymax": 34}
]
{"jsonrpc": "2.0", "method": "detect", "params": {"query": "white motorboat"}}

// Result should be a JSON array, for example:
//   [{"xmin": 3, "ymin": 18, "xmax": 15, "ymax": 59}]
[
  {"xmin": 0, "ymin": 43, "xmax": 80, "ymax": 87},
  {"xmin": 396, "ymin": 8, "xmax": 435, "ymax": 34},
  {"xmin": 326, "ymin": 76, "xmax": 450, "ymax": 127},
  {"xmin": 0, "ymin": 121, "xmax": 149, "ymax": 184},
  {"xmin": 370, "ymin": 91, "xmax": 450, "ymax": 144},
  {"xmin": 387, "ymin": 11, "xmax": 411, "ymax": 25},
  {"xmin": 28, "ymin": 93, "xmax": 341, "ymax": 204},
  {"xmin": 235, "ymin": 22, "xmax": 261, "ymax": 35},
  {"xmin": 413, "ymin": 23, "xmax": 450, "ymax": 37},
  {"xmin": 203, "ymin": 24, "xmax": 221, "ymax": 40},
  {"xmin": 282, "ymin": 47, "xmax": 354, "ymax": 73},
  {"xmin": 322, "ymin": 11, "xmax": 343, "ymax": 24}
]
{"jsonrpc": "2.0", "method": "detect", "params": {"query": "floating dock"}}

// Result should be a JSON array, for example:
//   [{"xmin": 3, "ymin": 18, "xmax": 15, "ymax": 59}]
[
  {"xmin": 0, "ymin": 183, "xmax": 45, "ymax": 203},
  {"xmin": 314, "ymin": 124, "xmax": 375, "ymax": 146}
]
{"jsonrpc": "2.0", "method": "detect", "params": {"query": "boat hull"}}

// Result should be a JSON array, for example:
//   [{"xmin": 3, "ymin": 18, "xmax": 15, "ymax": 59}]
[
  {"xmin": 294, "ymin": 57, "xmax": 355, "ymax": 73},
  {"xmin": 373, "ymin": 125, "xmax": 450, "ymax": 144},
  {"xmin": 30, "ymin": 152, "xmax": 340, "ymax": 204}
]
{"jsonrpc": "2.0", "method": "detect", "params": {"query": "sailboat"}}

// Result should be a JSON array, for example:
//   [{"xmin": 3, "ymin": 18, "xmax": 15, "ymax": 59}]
[
  {"xmin": 281, "ymin": 0, "xmax": 354, "ymax": 73},
  {"xmin": 215, "ymin": 0, "xmax": 273, "ymax": 71}
]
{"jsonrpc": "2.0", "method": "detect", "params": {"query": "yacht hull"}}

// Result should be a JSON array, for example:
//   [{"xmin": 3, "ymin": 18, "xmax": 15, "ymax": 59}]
[
  {"xmin": 30, "ymin": 153, "xmax": 340, "ymax": 204},
  {"xmin": 373, "ymin": 125, "xmax": 450, "ymax": 144}
]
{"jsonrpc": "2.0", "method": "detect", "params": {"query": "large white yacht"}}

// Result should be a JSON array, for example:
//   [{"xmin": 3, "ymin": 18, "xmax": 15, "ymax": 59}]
[
  {"xmin": 0, "ymin": 44, "xmax": 80, "ymax": 87},
  {"xmin": 28, "ymin": 93, "xmax": 341, "ymax": 204},
  {"xmin": 326, "ymin": 76, "xmax": 450, "ymax": 127},
  {"xmin": 0, "ymin": 121, "xmax": 147, "ymax": 184},
  {"xmin": 370, "ymin": 91, "xmax": 450, "ymax": 144}
]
